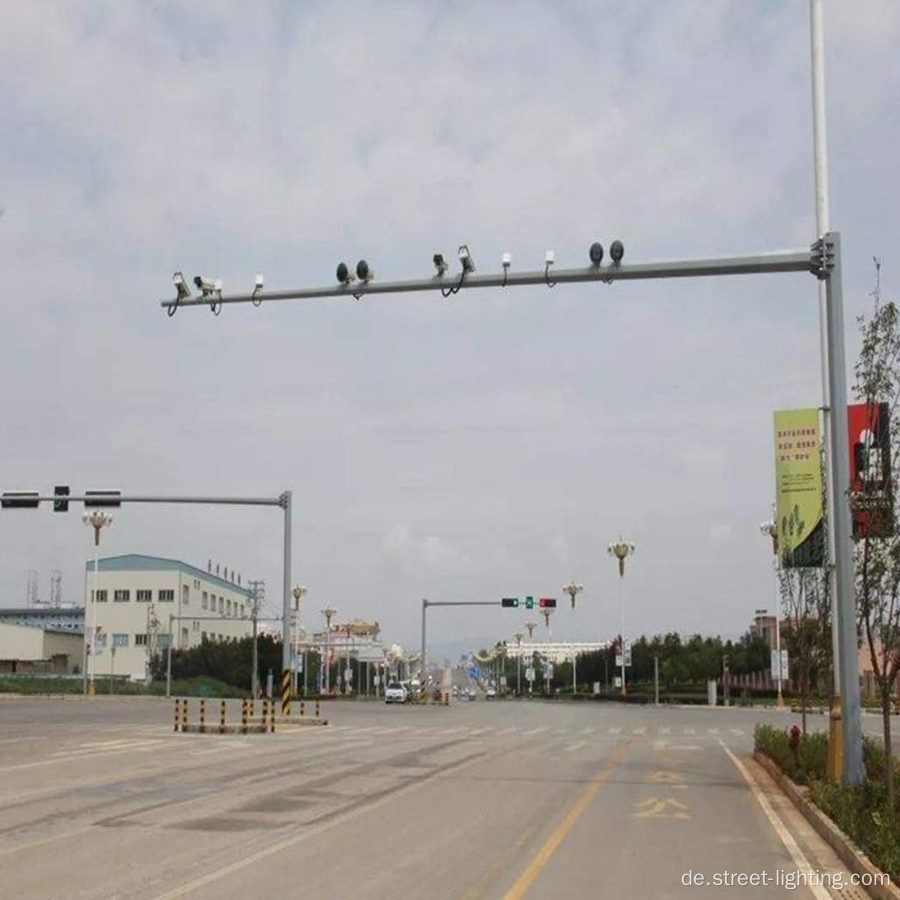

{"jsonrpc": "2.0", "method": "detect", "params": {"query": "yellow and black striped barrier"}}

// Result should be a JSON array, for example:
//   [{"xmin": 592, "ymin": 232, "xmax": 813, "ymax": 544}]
[
  {"xmin": 241, "ymin": 699, "xmax": 248, "ymax": 734},
  {"xmin": 174, "ymin": 698, "xmax": 181, "ymax": 732},
  {"xmin": 281, "ymin": 669, "xmax": 291, "ymax": 716},
  {"xmin": 299, "ymin": 700, "xmax": 305, "ymax": 717},
  {"xmin": 219, "ymin": 700, "xmax": 227, "ymax": 734},
  {"xmin": 181, "ymin": 698, "xmax": 189, "ymax": 732},
  {"xmin": 315, "ymin": 699, "xmax": 321, "ymax": 718},
  {"xmin": 199, "ymin": 699, "xmax": 206, "ymax": 733}
]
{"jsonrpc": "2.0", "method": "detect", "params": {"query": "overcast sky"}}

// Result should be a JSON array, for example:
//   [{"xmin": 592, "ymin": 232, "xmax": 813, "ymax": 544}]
[{"xmin": 2, "ymin": 1, "xmax": 899, "ymax": 655}]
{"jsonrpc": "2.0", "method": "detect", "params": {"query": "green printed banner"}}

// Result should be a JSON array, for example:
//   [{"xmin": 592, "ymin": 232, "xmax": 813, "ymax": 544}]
[{"xmin": 774, "ymin": 408, "xmax": 824, "ymax": 568}]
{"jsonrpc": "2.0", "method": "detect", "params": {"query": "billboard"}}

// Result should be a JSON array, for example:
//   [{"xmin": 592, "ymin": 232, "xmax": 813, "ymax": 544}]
[
  {"xmin": 774, "ymin": 409, "xmax": 824, "ymax": 568},
  {"xmin": 848, "ymin": 402, "xmax": 894, "ymax": 539}
]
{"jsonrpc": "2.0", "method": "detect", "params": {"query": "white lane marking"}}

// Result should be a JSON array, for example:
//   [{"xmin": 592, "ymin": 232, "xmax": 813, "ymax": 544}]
[
  {"xmin": 707, "ymin": 728, "xmax": 720, "ymax": 735},
  {"xmin": 683, "ymin": 727, "xmax": 695, "ymax": 735},
  {"xmin": 566, "ymin": 741, "xmax": 586, "ymax": 752},
  {"xmin": 580, "ymin": 727, "xmax": 594, "ymax": 735},
  {"xmin": 720, "ymin": 742, "xmax": 831, "ymax": 900},
  {"xmin": 730, "ymin": 729, "xmax": 745, "ymax": 736},
  {"xmin": 0, "ymin": 742, "xmax": 163, "ymax": 772},
  {"xmin": 52, "ymin": 739, "xmax": 163, "ymax": 757},
  {"xmin": 521, "ymin": 727, "xmax": 548, "ymax": 736},
  {"xmin": 0, "ymin": 736, "xmax": 43, "ymax": 745},
  {"xmin": 632, "ymin": 727, "xmax": 646, "ymax": 735},
  {"xmin": 659, "ymin": 727, "xmax": 671, "ymax": 735},
  {"xmin": 553, "ymin": 729, "xmax": 568, "ymax": 736},
  {"xmin": 498, "ymin": 727, "xmax": 519, "ymax": 735},
  {"xmin": 608, "ymin": 727, "xmax": 622, "ymax": 735},
  {"xmin": 468, "ymin": 728, "xmax": 494, "ymax": 736}
]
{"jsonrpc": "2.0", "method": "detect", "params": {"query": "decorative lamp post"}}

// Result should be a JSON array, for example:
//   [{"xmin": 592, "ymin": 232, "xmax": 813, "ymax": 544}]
[
  {"xmin": 82, "ymin": 510, "xmax": 113, "ymax": 697},
  {"xmin": 291, "ymin": 584, "xmax": 308, "ymax": 696},
  {"xmin": 759, "ymin": 520, "xmax": 785, "ymax": 709},
  {"xmin": 607, "ymin": 539, "xmax": 635, "ymax": 696},
  {"xmin": 525, "ymin": 621, "xmax": 537, "ymax": 641},
  {"xmin": 514, "ymin": 632, "xmax": 523, "ymax": 696},
  {"xmin": 562, "ymin": 581, "xmax": 584, "ymax": 610},
  {"xmin": 321, "ymin": 604, "xmax": 336, "ymax": 694}
]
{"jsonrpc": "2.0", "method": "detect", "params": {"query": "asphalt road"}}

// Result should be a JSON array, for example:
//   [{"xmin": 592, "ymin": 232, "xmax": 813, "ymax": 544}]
[{"xmin": 0, "ymin": 696, "xmax": 885, "ymax": 900}]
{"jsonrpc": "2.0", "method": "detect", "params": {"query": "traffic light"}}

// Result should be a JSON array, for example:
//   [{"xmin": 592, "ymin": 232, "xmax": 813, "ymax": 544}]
[
  {"xmin": 54, "ymin": 485, "xmax": 70, "ymax": 512},
  {"xmin": 501, "ymin": 597, "xmax": 519, "ymax": 608},
  {"xmin": 1, "ymin": 491, "xmax": 39, "ymax": 509},
  {"xmin": 539, "ymin": 597, "xmax": 557, "ymax": 609},
  {"xmin": 85, "ymin": 490, "xmax": 121, "ymax": 508},
  {"xmin": 525, "ymin": 596, "xmax": 534, "ymax": 610}
]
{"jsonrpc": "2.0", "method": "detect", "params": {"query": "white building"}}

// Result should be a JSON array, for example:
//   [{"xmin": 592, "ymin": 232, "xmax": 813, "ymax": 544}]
[
  {"xmin": 0, "ymin": 621, "xmax": 84, "ymax": 674},
  {"xmin": 504, "ymin": 641, "xmax": 609, "ymax": 664},
  {"xmin": 84, "ymin": 554, "xmax": 254, "ymax": 681}
]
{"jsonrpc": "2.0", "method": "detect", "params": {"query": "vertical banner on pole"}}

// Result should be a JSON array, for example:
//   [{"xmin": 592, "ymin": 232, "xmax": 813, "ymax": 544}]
[
  {"xmin": 774, "ymin": 408, "xmax": 824, "ymax": 567},
  {"xmin": 848, "ymin": 401, "xmax": 894, "ymax": 538},
  {"xmin": 281, "ymin": 669, "xmax": 291, "ymax": 716}
]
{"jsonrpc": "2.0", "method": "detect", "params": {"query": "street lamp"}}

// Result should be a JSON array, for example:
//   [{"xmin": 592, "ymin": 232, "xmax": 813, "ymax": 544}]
[
  {"xmin": 82, "ymin": 510, "xmax": 113, "ymax": 697},
  {"xmin": 759, "ymin": 520, "xmax": 785, "ymax": 709},
  {"xmin": 514, "ymin": 632, "xmax": 523, "ymax": 697},
  {"xmin": 541, "ymin": 607, "xmax": 554, "ymax": 632},
  {"xmin": 321, "ymin": 604, "xmax": 336, "ymax": 695},
  {"xmin": 525, "ymin": 621, "xmax": 537, "ymax": 641},
  {"xmin": 291, "ymin": 584, "xmax": 308, "ymax": 696},
  {"xmin": 562, "ymin": 581, "xmax": 584, "ymax": 610},
  {"xmin": 608, "ymin": 539, "xmax": 635, "ymax": 696}
]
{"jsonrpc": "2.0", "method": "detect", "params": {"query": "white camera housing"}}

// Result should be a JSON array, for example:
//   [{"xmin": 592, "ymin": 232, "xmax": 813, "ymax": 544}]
[
  {"xmin": 501, "ymin": 252, "xmax": 511, "ymax": 269},
  {"xmin": 545, "ymin": 250, "xmax": 555, "ymax": 266},
  {"xmin": 254, "ymin": 274, "xmax": 264, "ymax": 290},
  {"xmin": 458, "ymin": 245, "xmax": 476, "ymax": 274}
]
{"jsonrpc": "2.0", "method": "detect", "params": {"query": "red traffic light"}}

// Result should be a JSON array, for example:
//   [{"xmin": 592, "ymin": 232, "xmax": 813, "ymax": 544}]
[{"xmin": 538, "ymin": 597, "xmax": 556, "ymax": 609}]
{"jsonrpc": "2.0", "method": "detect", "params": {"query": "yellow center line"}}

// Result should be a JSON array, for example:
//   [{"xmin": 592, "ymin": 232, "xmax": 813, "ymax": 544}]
[{"xmin": 499, "ymin": 740, "xmax": 633, "ymax": 900}]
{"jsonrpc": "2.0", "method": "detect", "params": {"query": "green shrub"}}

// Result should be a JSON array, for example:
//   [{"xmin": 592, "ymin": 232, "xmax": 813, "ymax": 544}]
[{"xmin": 756, "ymin": 725, "xmax": 900, "ymax": 883}]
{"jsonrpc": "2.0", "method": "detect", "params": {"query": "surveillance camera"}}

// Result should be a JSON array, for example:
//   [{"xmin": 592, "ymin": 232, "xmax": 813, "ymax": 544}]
[
  {"xmin": 193, "ymin": 275, "xmax": 221, "ymax": 297},
  {"xmin": 356, "ymin": 259, "xmax": 373, "ymax": 282},
  {"xmin": 545, "ymin": 250, "xmax": 555, "ymax": 266},
  {"xmin": 458, "ymin": 245, "xmax": 475, "ymax": 274},
  {"xmin": 610, "ymin": 240, "xmax": 625, "ymax": 264},
  {"xmin": 173, "ymin": 271, "xmax": 191, "ymax": 301},
  {"xmin": 336, "ymin": 262, "xmax": 355, "ymax": 285},
  {"xmin": 502, "ymin": 252, "xmax": 511, "ymax": 269},
  {"xmin": 433, "ymin": 253, "xmax": 448, "ymax": 277},
  {"xmin": 254, "ymin": 274, "xmax": 264, "ymax": 291},
  {"xmin": 589, "ymin": 242, "xmax": 604, "ymax": 266}
]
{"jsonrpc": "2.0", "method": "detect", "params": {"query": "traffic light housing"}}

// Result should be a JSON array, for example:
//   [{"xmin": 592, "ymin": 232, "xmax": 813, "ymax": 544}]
[
  {"xmin": 85, "ymin": 490, "xmax": 121, "ymax": 508},
  {"xmin": 539, "ymin": 597, "xmax": 557, "ymax": 609},
  {"xmin": 501, "ymin": 597, "xmax": 519, "ymax": 608},
  {"xmin": 1, "ymin": 491, "xmax": 39, "ymax": 509},
  {"xmin": 525, "ymin": 596, "xmax": 534, "ymax": 610},
  {"xmin": 54, "ymin": 485, "xmax": 70, "ymax": 512}
]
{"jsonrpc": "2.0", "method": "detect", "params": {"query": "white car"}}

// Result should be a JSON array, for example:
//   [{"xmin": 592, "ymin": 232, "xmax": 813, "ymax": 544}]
[
  {"xmin": 385, "ymin": 682, "xmax": 408, "ymax": 704},
  {"xmin": 485, "ymin": 687, "xmax": 497, "ymax": 700}
]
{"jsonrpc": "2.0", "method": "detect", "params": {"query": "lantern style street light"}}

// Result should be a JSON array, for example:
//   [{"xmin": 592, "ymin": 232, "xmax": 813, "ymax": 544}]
[
  {"xmin": 608, "ymin": 539, "xmax": 635, "ymax": 695},
  {"xmin": 82, "ymin": 510, "xmax": 113, "ymax": 697}
]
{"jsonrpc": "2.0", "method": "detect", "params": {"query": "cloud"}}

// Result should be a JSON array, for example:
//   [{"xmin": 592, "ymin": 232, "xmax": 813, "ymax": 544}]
[{"xmin": 0, "ymin": 1, "xmax": 898, "ymax": 647}]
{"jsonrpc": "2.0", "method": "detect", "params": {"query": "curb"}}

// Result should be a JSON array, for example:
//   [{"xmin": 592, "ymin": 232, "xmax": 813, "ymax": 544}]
[{"xmin": 754, "ymin": 751, "xmax": 900, "ymax": 900}]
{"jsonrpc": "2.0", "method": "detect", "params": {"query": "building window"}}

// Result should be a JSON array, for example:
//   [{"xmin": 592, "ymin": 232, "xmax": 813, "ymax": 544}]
[
  {"xmin": 201, "ymin": 631, "xmax": 207, "ymax": 641},
  {"xmin": 158, "ymin": 589, "xmax": 174, "ymax": 602},
  {"xmin": 182, "ymin": 585, "xmax": 190, "ymax": 605},
  {"xmin": 202, "ymin": 591, "xmax": 208, "ymax": 610},
  {"xmin": 218, "ymin": 597, "xmax": 224, "ymax": 614},
  {"xmin": 180, "ymin": 627, "xmax": 189, "ymax": 648},
  {"xmin": 136, "ymin": 589, "xmax": 152, "ymax": 602},
  {"xmin": 91, "ymin": 590, "xmax": 108, "ymax": 603},
  {"xmin": 135, "ymin": 634, "xmax": 148, "ymax": 646},
  {"xmin": 112, "ymin": 633, "xmax": 129, "ymax": 648},
  {"xmin": 114, "ymin": 589, "xmax": 130, "ymax": 603},
  {"xmin": 226, "ymin": 599, "xmax": 232, "ymax": 617},
  {"xmin": 94, "ymin": 633, "xmax": 107, "ymax": 650},
  {"xmin": 158, "ymin": 634, "xmax": 171, "ymax": 649}
]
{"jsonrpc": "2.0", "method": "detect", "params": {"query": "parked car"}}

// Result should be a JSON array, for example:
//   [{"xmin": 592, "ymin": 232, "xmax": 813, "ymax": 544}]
[
  {"xmin": 485, "ymin": 687, "xmax": 497, "ymax": 700},
  {"xmin": 385, "ymin": 682, "xmax": 408, "ymax": 704}
]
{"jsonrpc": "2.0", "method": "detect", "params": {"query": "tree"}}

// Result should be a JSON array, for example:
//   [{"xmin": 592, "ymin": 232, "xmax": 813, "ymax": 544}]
[
  {"xmin": 778, "ymin": 566, "xmax": 822, "ymax": 734},
  {"xmin": 853, "ymin": 263, "xmax": 900, "ymax": 802}
]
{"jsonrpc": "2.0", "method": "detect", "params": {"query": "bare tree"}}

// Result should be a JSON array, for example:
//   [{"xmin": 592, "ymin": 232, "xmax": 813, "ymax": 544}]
[{"xmin": 854, "ymin": 260, "xmax": 900, "ymax": 802}]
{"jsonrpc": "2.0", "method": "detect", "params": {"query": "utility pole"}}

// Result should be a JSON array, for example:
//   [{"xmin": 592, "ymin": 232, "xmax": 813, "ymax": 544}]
[
  {"xmin": 654, "ymin": 655, "xmax": 659, "ymax": 707},
  {"xmin": 321, "ymin": 605, "xmax": 336, "ymax": 694}
]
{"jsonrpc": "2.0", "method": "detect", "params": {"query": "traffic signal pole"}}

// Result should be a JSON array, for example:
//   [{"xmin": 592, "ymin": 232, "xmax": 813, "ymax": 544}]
[{"xmin": 1, "ymin": 490, "xmax": 295, "ymax": 698}]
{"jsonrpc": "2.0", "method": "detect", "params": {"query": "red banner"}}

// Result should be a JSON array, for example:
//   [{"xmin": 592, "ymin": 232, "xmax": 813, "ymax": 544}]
[{"xmin": 848, "ymin": 402, "xmax": 893, "ymax": 539}]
